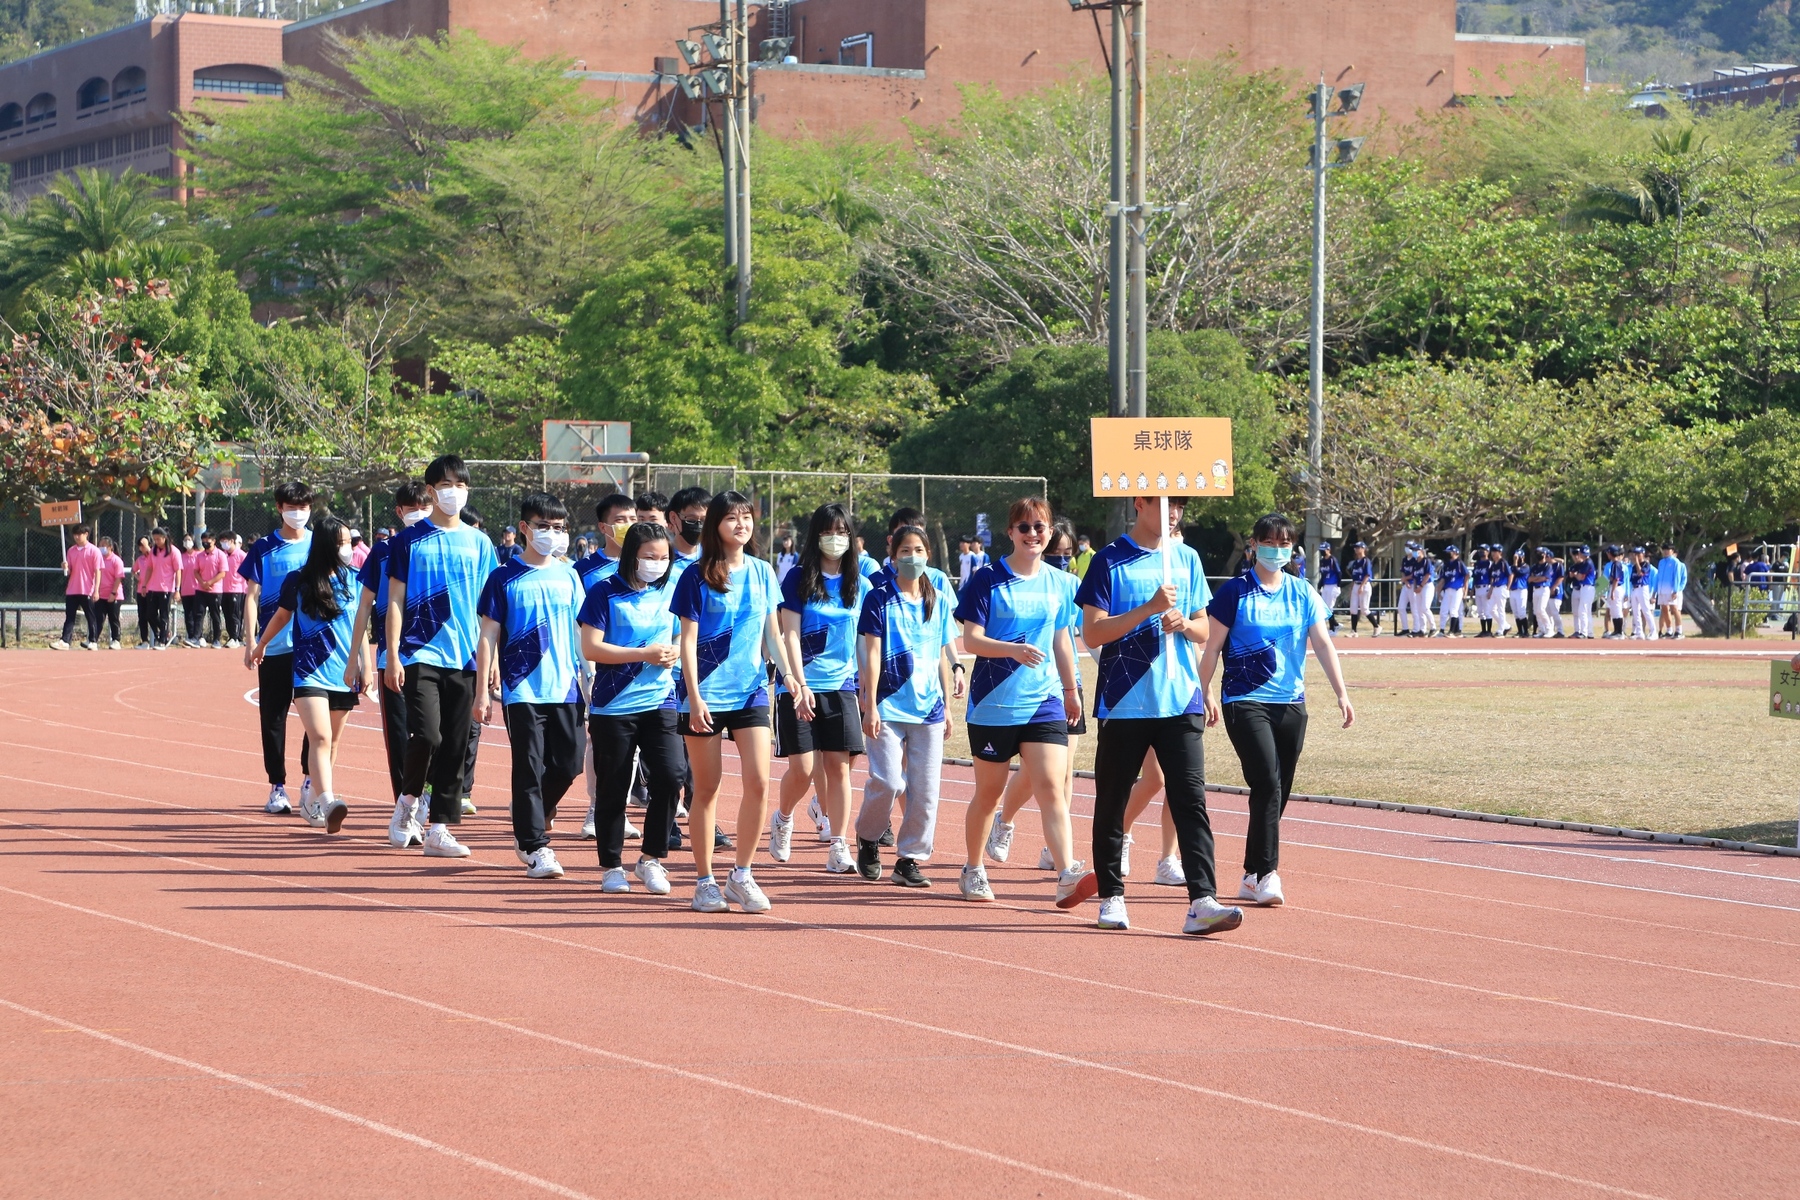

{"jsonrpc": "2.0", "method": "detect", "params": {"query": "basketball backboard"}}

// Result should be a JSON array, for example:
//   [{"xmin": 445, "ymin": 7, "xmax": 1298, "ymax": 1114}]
[{"xmin": 543, "ymin": 421, "xmax": 634, "ymax": 486}]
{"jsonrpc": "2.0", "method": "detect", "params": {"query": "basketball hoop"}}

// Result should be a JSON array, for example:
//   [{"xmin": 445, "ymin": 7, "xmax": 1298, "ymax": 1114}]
[{"xmin": 221, "ymin": 478, "xmax": 242, "ymax": 498}]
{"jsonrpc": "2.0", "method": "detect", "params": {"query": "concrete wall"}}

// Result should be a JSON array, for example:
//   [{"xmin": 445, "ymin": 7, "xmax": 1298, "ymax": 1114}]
[{"xmin": 1454, "ymin": 34, "xmax": 1585, "ymax": 96}]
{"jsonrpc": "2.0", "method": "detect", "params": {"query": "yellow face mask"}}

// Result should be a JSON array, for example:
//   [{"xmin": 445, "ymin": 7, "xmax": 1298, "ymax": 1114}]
[{"xmin": 610, "ymin": 520, "xmax": 632, "ymax": 544}]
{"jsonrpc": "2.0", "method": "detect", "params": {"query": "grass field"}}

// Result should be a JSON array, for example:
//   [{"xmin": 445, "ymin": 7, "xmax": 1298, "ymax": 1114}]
[{"xmin": 945, "ymin": 649, "xmax": 1800, "ymax": 848}]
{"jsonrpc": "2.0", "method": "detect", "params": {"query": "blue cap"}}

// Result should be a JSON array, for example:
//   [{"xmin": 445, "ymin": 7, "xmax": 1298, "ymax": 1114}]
[
  {"xmin": 1632, "ymin": 545, "xmax": 1645, "ymax": 554},
  {"xmin": 1579, "ymin": 544, "xmax": 1591, "ymax": 554},
  {"xmin": 1447, "ymin": 544, "xmax": 1460, "ymax": 554},
  {"xmin": 1319, "ymin": 542, "xmax": 1331, "ymax": 552},
  {"xmin": 1352, "ymin": 540, "xmax": 1366, "ymax": 548}
]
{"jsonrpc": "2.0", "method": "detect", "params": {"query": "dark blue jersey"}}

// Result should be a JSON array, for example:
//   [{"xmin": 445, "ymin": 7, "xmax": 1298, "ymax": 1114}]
[
  {"xmin": 1441, "ymin": 560, "xmax": 1467, "ymax": 590},
  {"xmin": 1348, "ymin": 557, "xmax": 1373, "ymax": 583},
  {"xmin": 1317, "ymin": 556, "xmax": 1341, "ymax": 587}
]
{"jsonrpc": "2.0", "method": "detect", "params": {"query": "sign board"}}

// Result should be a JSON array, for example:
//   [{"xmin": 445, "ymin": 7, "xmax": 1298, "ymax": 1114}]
[
  {"xmin": 1090, "ymin": 418, "xmax": 1234, "ymax": 497},
  {"xmin": 543, "ymin": 420, "xmax": 633, "ymax": 486},
  {"xmin": 1770, "ymin": 662, "xmax": 1800, "ymax": 719},
  {"xmin": 196, "ymin": 445, "xmax": 264, "ymax": 494},
  {"xmin": 38, "ymin": 500, "xmax": 82, "ymax": 527}
]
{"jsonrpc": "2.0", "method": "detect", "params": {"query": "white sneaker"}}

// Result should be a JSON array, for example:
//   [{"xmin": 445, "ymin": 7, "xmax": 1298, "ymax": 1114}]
[
  {"xmin": 692, "ymin": 878, "xmax": 728, "ymax": 913},
  {"xmin": 623, "ymin": 816, "xmax": 641, "ymax": 841},
  {"xmin": 388, "ymin": 796, "xmax": 422, "ymax": 847},
  {"xmin": 808, "ymin": 794, "xmax": 832, "ymax": 841},
  {"xmin": 1183, "ymin": 895, "xmax": 1244, "ymax": 936},
  {"xmin": 1153, "ymin": 855, "xmax": 1186, "ymax": 887},
  {"xmin": 323, "ymin": 797, "xmax": 348, "ymax": 834},
  {"xmin": 264, "ymin": 785, "xmax": 292, "ymax": 816},
  {"xmin": 524, "ymin": 846, "xmax": 564, "ymax": 879},
  {"xmin": 1237, "ymin": 872, "xmax": 1260, "ymax": 902},
  {"xmin": 768, "ymin": 810, "xmax": 794, "ymax": 862},
  {"xmin": 1097, "ymin": 895, "xmax": 1129, "ymax": 929},
  {"xmin": 1120, "ymin": 833, "xmax": 1134, "ymax": 878},
  {"xmin": 634, "ymin": 856, "xmax": 671, "ymax": 895},
  {"xmin": 459, "ymin": 796, "xmax": 478, "ymax": 816},
  {"xmin": 600, "ymin": 865, "xmax": 630, "ymax": 893},
  {"xmin": 725, "ymin": 869, "xmax": 771, "ymax": 913},
  {"xmin": 422, "ymin": 824, "xmax": 470, "ymax": 858},
  {"xmin": 50, "ymin": 640, "xmax": 70, "ymax": 650},
  {"xmin": 579, "ymin": 803, "xmax": 597, "ymax": 840},
  {"xmin": 410, "ymin": 791, "xmax": 431, "ymax": 829},
  {"xmin": 299, "ymin": 778, "xmax": 313, "ymax": 816},
  {"xmin": 985, "ymin": 813, "xmax": 1015, "ymax": 863},
  {"xmin": 959, "ymin": 863, "xmax": 995, "ymax": 902},
  {"xmin": 300, "ymin": 792, "xmax": 329, "ymax": 828},
  {"xmin": 1037, "ymin": 846, "xmax": 1055, "ymax": 871},
  {"xmin": 108, "ymin": 639, "xmax": 121, "ymax": 650},
  {"xmin": 1251, "ymin": 870, "xmax": 1284, "ymax": 907},
  {"xmin": 825, "ymin": 838, "xmax": 855, "ymax": 874},
  {"xmin": 1055, "ymin": 864, "xmax": 1098, "ymax": 909}
]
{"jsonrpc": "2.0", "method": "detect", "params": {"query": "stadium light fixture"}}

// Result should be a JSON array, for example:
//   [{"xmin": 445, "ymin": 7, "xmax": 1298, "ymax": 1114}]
[
  {"xmin": 675, "ymin": 73, "xmax": 704, "ymax": 100},
  {"xmin": 1337, "ymin": 82, "xmax": 1365, "ymax": 113},
  {"xmin": 703, "ymin": 32, "xmax": 730, "ymax": 61},
  {"xmin": 758, "ymin": 36, "xmax": 794, "ymax": 62},
  {"xmin": 675, "ymin": 38, "xmax": 703, "ymax": 66},
  {"xmin": 700, "ymin": 66, "xmax": 731, "ymax": 95}
]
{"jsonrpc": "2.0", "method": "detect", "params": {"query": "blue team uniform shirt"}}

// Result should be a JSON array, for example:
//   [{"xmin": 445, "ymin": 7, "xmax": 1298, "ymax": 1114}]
[
  {"xmin": 476, "ymin": 558, "xmax": 585, "ymax": 706},
  {"xmin": 1207, "ymin": 571, "xmax": 1329, "ymax": 706},
  {"xmin": 1569, "ymin": 560, "xmax": 1596, "ymax": 587},
  {"xmin": 239, "ymin": 530, "xmax": 314, "ymax": 655},
  {"xmin": 1074, "ymin": 536, "xmax": 1212, "ymax": 721},
  {"xmin": 387, "ymin": 521, "xmax": 500, "ymax": 671},
  {"xmin": 1348, "ymin": 556, "xmax": 1373, "ymax": 583},
  {"xmin": 578, "ymin": 573, "xmax": 681, "ymax": 716},
  {"xmin": 855, "ymin": 553, "xmax": 883, "ymax": 581},
  {"xmin": 573, "ymin": 549, "xmax": 616, "ymax": 593},
  {"xmin": 869, "ymin": 559, "xmax": 954, "ymax": 596},
  {"xmin": 1441, "ymin": 559, "xmax": 1467, "ymax": 590},
  {"xmin": 778, "ymin": 570, "xmax": 873, "ymax": 694},
  {"xmin": 1656, "ymin": 556, "xmax": 1688, "ymax": 594},
  {"xmin": 859, "ymin": 580, "xmax": 959, "ymax": 725},
  {"xmin": 1317, "ymin": 556, "xmax": 1341, "ymax": 587},
  {"xmin": 669, "ymin": 557, "xmax": 782, "ymax": 711},
  {"xmin": 277, "ymin": 568, "xmax": 359, "ymax": 692},
  {"xmin": 955, "ymin": 558, "xmax": 1077, "ymax": 726},
  {"xmin": 357, "ymin": 539, "xmax": 394, "ymax": 669}
]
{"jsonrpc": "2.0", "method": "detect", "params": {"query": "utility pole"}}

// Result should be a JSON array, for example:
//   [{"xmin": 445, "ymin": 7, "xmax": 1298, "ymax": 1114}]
[
  {"xmin": 1108, "ymin": 0, "xmax": 1126, "ymax": 421},
  {"xmin": 680, "ymin": 4, "xmax": 752, "ymax": 325},
  {"xmin": 1126, "ymin": 0, "xmax": 1147, "ymax": 419},
  {"xmin": 720, "ymin": 0, "xmax": 739, "ymax": 279},
  {"xmin": 1306, "ymin": 76, "xmax": 1363, "ymax": 583},
  {"xmin": 733, "ymin": 0, "xmax": 751, "ymax": 326}
]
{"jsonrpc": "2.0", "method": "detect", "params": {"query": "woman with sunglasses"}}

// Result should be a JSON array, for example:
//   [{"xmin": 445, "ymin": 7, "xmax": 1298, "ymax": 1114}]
[
  {"xmin": 770, "ymin": 503, "xmax": 872, "ymax": 875},
  {"xmin": 955, "ymin": 497, "xmax": 1090, "ymax": 907},
  {"xmin": 670, "ymin": 491, "xmax": 801, "ymax": 914}
]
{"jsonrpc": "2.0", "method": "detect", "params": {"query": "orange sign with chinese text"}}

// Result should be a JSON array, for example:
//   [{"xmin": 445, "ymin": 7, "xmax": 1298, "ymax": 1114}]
[
  {"xmin": 38, "ymin": 501, "xmax": 82, "ymax": 527},
  {"xmin": 1090, "ymin": 418, "xmax": 1234, "ymax": 497}
]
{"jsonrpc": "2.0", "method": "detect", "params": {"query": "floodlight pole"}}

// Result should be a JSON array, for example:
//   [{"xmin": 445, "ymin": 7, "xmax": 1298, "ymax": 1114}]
[
  {"xmin": 1127, "ymin": 0, "xmax": 1147, "ymax": 419},
  {"xmin": 734, "ymin": 0, "xmax": 751, "ymax": 326},
  {"xmin": 1108, "ymin": 0, "xmax": 1127, "ymax": 421},
  {"xmin": 720, "ymin": 0, "xmax": 739, "ymax": 275},
  {"xmin": 1306, "ymin": 76, "xmax": 1328, "ymax": 584}
]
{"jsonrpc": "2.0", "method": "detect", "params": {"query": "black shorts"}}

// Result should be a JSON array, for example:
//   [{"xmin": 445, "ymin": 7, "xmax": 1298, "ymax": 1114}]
[
  {"xmin": 293, "ymin": 686, "xmax": 361, "ymax": 712},
  {"xmin": 967, "ymin": 720, "xmax": 1069, "ymax": 763},
  {"xmin": 680, "ymin": 704, "xmax": 770, "ymax": 738},
  {"xmin": 1067, "ymin": 689, "xmax": 1088, "ymax": 737},
  {"xmin": 774, "ymin": 689, "xmax": 865, "ymax": 757}
]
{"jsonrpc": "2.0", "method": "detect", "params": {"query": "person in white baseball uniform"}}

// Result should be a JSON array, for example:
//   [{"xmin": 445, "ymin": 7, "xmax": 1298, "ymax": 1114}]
[
  {"xmin": 1346, "ymin": 542, "xmax": 1375, "ymax": 635},
  {"xmin": 1315, "ymin": 542, "xmax": 1342, "ymax": 634},
  {"xmin": 1629, "ymin": 547, "xmax": 1656, "ymax": 639},
  {"xmin": 1567, "ymin": 545, "xmax": 1598, "ymax": 639},
  {"xmin": 1601, "ymin": 545, "xmax": 1629, "ymax": 639},
  {"xmin": 1436, "ymin": 545, "xmax": 1466, "ymax": 637}
]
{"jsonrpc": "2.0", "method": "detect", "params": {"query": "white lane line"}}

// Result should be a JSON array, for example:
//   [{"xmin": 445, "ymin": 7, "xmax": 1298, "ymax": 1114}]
[
  {"xmin": 0, "ymin": 876, "xmax": 1668, "ymax": 1200},
  {"xmin": 0, "ymin": 997, "xmax": 599, "ymax": 1200}
]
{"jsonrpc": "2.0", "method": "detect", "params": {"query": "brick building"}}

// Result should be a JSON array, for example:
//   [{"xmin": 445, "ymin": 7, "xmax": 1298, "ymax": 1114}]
[{"xmin": 4, "ymin": 1, "xmax": 1584, "ymax": 194}]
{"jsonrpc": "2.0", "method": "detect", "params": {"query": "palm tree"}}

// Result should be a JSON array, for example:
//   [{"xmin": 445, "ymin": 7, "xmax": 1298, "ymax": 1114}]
[
  {"xmin": 0, "ymin": 167, "xmax": 196, "ymax": 310},
  {"xmin": 1566, "ymin": 127, "xmax": 1718, "ymax": 233}
]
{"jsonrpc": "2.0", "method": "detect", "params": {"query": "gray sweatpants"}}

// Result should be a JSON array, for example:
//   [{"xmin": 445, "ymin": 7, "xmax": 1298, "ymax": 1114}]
[{"xmin": 855, "ymin": 719, "xmax": 945, "ymax": 861}]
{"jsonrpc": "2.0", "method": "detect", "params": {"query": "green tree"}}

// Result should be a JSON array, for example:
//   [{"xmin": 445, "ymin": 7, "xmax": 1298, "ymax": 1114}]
[
  {"xmin": 892, "ymin": 329, "xmax": 1275, "ymax": 536},
  {"xmin": 0, "ymin": 168, "xmax": 197, "ymax": 315},
  {"xmin": 0, "ymin": 0, "xmax": 135, "ymax": 66}
]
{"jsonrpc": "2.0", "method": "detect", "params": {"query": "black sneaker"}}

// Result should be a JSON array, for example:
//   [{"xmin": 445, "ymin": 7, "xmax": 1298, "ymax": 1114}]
[
  {"xmin": 891, "ymin": 856, "xmax": 930, "ymax": 888},
  {"xmin": 857, "ymin": 838, "xmax": 883, "ymax": 881},
  {"xmin": 877, "ymin": 825, "xmax": 896, "ymax": 848},
  {"xmin": 713, "ymin": 826, "xmax": 734, "ymax": 850}
]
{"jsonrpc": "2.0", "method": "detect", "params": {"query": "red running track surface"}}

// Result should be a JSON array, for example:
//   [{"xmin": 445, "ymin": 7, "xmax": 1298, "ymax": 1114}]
[{"xmin": 1, "ymin": 653, "xmax": 1796, "ymax": 1199}]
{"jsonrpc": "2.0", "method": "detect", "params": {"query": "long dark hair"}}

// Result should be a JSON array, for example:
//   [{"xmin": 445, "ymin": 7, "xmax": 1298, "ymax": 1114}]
[
  {"xmin": 149, "ymin": 527, "xmax": 176, "ymax": 557},
  {"xmin": 797, "ymin": 502, "xmax": 860, "ymax": 608},
  {"xmin": 698, "ymin": 490, "xmax": 755, "ymax": 592},
  {"xmin": 889, "ymin": 526, "xmax": 936, "ymax": 622},
  {"xmin": 620, "ymin": 522, "xmax": 673, "ymax": 590},
  {"xmin": 295, "ymin": 516, "xmax": 351, "ymax": 622}
]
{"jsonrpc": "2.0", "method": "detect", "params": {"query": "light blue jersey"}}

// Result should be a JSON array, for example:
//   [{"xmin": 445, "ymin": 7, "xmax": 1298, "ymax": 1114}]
[
  {"xmin": 1206, "ymin": 571, "xmax": 1329, "ymax": 705},
  {"xmin": 388, "ymin": 520, "xmax": 499, "ymax": 671},
  {"xmin": 240, "ymin": 530, "xmax": 313, "ymax": 655},
  {"xmin": 573, "ymin": 549, "xmax": 616, "ymax": 593},
  {"xmin": 579, "ymin": 573, "xmax": 681, "ymax": 716},
  {"xmin": 856, "ymin": 553, "xmax": 883, "ymax": 581},
  {"xmin": 1656, "ymin": 555, "xmax": 1689, "ymax": 594},
  {"xmin": 859, "ymin": 579, "xmax": 957, "ymax": 724},
  {"xmin": 1075, "ymin": 536, "xmax": 1211, "ymax": 720},
  {"xmin": 954, "ymin": 558, "xmax": 1076, "ymax": 726},
  {"xmin": 669, "ymin": 556, "xmax": 782, "ymax": 711},
  {"xmin": 356, "ymin": 539, "xmax": 394, "ymax": 670},
  {"xmin": 870, "ymin": 560, "xmax": 953, "ymax": 596},
  {"xmin": 778, "ymin": 570, "xmax": 872, "ymax": 694},
  {"xmin": 477, "ymin": 558, "xmax": 585, "ymax": 706},
  {"xmin": 277, "ymin": 568, "xmax": 358, "ymax": 692}
]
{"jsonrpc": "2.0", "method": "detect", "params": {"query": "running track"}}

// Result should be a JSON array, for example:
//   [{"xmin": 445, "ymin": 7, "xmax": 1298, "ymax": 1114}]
[{"xmin": 1, "ymin": 654, "xmax": 1796, "ymax": 1199}]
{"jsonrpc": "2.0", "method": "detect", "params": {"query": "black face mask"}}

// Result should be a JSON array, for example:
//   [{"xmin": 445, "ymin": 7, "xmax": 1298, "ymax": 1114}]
[
  {"xmin": 1045, "ymin": 554, "xmax": 1072, "ymax": 571},
  {"xmin": 680, "ymin": 518, "xmax": 704, "ymax": 543}
]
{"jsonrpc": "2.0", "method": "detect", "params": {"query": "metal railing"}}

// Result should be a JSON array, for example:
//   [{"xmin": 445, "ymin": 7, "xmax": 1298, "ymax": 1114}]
[{"xmin": 1719, "ymin": 575, "xmax": 1798, "ymax": 638}]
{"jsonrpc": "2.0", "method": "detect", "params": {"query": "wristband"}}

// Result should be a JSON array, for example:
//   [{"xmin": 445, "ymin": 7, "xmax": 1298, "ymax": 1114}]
[{"xmin": 951, "ymin": 663, "xmax": 966, "ymax": 673}]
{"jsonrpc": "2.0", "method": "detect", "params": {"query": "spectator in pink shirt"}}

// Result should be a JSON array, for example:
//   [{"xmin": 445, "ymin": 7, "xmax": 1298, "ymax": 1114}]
[
  {"xmin": 53, "ymin": 524, "xmax": 104, "ymax": 651},
  {"xmin": 94, "ymin": 536, "xmax": 128, "ymax": 649},
  {"xmin": 220, "ymin": 530, "xmax": 248, "ymax": 648},
  {"xmin": 139, "ymin": 528, "xmax": 181, "ymax": 650},
  {"xmin": 193, "ymin": 532, "xmax": 227, "ymax": 647},
  {"xmin": 132, "ymin": 536, "xmax": 156, "ymax": 647},
  {"xmin": 179, "ymin": 534, "xmax": 203, "ymax": 646},
  {"xmin": 349, "ymin": 529, "xmax": 370, "ymax": 570}
]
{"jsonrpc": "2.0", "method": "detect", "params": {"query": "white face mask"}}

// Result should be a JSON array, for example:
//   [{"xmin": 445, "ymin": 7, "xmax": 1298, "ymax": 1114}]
[
  {"xmin": 434, "ymin": 485, "xmax": 469, "ymax": 518},
  {"xmin": 529, "ymin": 528, "xmax": 568, "ymax": 558},
  {"xmin": 280, "ymin": 508, "xmax": 309, "ymax": 531},
  {"xmin": 818, "ymin": 534, "xmax": 851, "ymax": 559},
  {"xmin": 637, "ymin": 557, "xmax": 669, "ymax": 583},
  {"xmin": 400, "ymin": 509, "xmax": 429, "ymax": 527},
  {"xmin": 338, "ymin": 544, "xmax": 356, "ymax": 565}
]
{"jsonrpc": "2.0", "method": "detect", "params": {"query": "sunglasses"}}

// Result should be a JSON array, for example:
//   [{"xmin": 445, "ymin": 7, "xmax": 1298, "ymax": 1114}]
[{"xmin": 1014, "ymin": 522, "xmax": 1048, "ymax": 535}]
